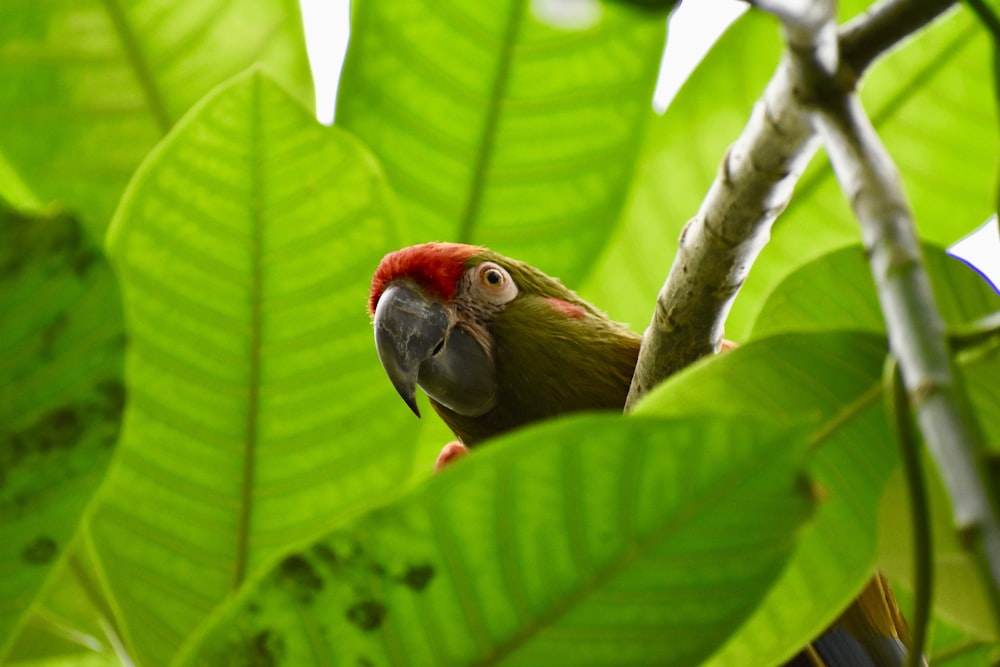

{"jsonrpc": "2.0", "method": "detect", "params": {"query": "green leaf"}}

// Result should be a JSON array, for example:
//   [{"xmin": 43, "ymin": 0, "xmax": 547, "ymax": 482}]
[
  {"xmin": 927, "ymin": 0, "xmax": 1000, "ymax": 218},
  {"xmin": 583, "ymin": 5, "xmax": 997, "ymax": 339},
  {"xmin": 85, "ymin": 70, "xmax": 413, "ymax": 666},
  {"xmin": 179, "ymin": 414, "xmax": 813, "ymax": 666},
  {"xmin": 0, "ymin": 0, "xmax": 312, "ymax": 239},
  {"xmin": 336, "ymin": 0, "xmax": 666, "ymax": 285},
  {"xmin": 4, "ymin": 537, "xmax": 120, "ymax": 665},
  {"xmin": 962, "ymin": 334, "xmax": 1000, "ymax": 452},
  {"xmin": 636, "ymin": 330, "xmax": 896, "ymax": 665},
  {"xmin": 751, "ymin": 243, "xmax": 1000, "ymax": 338},
  {"xmin": 850, "ymin": 7, "xmax": 995, "ymax": 245},
  {"xmin": 0, "ymin": 205, "xmax": 124, "ymax": 658},
  {"xmin": 751, "ymin": 239, "xmax": 1000, "ymax": 647}
]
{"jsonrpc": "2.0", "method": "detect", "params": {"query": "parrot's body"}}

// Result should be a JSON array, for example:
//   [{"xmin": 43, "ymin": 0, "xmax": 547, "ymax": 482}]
[{"xmin": 369, "ymin": 242, "xmax": 913, "ymax": 667}]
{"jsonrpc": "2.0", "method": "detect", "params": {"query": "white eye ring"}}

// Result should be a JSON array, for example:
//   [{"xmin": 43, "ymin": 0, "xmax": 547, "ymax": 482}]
[{"xmin": 475, "ymin": 262, "xmax": 518, "ymax": 304}]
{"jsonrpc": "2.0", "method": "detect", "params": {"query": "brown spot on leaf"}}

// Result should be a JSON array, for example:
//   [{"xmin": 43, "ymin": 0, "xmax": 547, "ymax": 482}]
[
  {"xmin": 399, "ymin": 564, "xmax": 434, "ymax": 592},
  {"xmin": 249, "ymin": 629, "xmax": 284, "ymax": 667},
  {"xmin": 312, "ymin": 543, "xmax": 340, "ymax": 571},
  {"xmin": 278, "ymin": 554, "xmax": 323, "ymax": 603},
  {"xmin": 71, "ymin": 247, "xmax": 99, "ymax": 278},
  {"xmin": 0, "ymin": 208, "xmax": 96, "ymax": 278},
  {"xmin": 346, "ymin": 599, "xmax": 386, "ymax": 632},
  {"xmin": 23, "ymin": 536, "xmax": 57, "ymax": 564},
  {"xmin": 39, "ymin": 313, "xmax": 68, "ymax": 360},
  {"xmin": 0, "ymin": 405, "xmax": 86, "ymax": 478}
]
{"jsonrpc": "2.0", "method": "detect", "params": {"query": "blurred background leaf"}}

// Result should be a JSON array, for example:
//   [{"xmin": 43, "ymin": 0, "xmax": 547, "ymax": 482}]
[
  {"xmin": 336, "ymin": 0, "xmax": 665, "ymax": 285},
  {"xmin": 0, "ymin": 0, "xmax": 312, "ymax": 239},
  {"xmin": 0, "ymin": 203, "xmax": 124, "ymax": 660},
  {"xmin": 80, "ymin": 69, "xmax": 414, "ymax": 666},
  {"xmin": 179, "ymin": 414, "xmax": 813, "ymax": 666}
]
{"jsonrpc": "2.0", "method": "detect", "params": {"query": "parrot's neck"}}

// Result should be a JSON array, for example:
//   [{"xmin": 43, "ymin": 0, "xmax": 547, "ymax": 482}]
[{"xmin": 432, "ymin": 296, "xmax": 641, "ymax": 446}]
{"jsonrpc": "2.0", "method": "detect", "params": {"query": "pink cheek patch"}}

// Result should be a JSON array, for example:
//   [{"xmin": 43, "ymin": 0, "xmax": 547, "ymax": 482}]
[{"xmin": 543, "ymin": 297, "xmax": 586, "ymax": 320}]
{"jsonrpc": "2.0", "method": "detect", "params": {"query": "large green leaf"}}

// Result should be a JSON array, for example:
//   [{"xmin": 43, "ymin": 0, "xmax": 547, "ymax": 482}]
[
  {"xmin": 0, "ymin": 205, "xmax": 124, "ymax": 657},
  {"xmin": 749, "ymin": 239, "xmax": 999, "ymax": 455},
  {"xmin": 749, "ymin": 241, "xmax": 1000, "ymax": 645},
  {"xmin": 0, "ymin": 0, "xmax": 312, "ymax": 238},
  {"xmin": 636, "ymin": 331, "xmax": 894, "ymax": 665},
  {"xmin": 84, "ymin": 70, "xmax": 414, "ymax": 666},
  {"xmin": 582, "ymin": 5, "xmax": 996, "ymax": 340},
  {"xmin": 336, "ymin": 0, "xmax": 666, "ymax": 285},
  {"xmin": 752, "ymin": 243, "xmax": 1000, "ymax": 338},
  {"xmin": 179, "ymin": 414, "xmax": 813, "ymax": 666}
]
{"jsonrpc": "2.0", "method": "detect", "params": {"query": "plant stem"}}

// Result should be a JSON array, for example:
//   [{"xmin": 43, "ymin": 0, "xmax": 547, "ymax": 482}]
[{"xmin": 886, "ymin": 357, "xmax": 932, "ymax": 667}]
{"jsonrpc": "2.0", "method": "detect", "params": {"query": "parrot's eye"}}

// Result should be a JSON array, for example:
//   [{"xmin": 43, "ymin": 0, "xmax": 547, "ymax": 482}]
[{"xmin": 474, "ymin": 262, "xmax": 518, "ymax": 304}]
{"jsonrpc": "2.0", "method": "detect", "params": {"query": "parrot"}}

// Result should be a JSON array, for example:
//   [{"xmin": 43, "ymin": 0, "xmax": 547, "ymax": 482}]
[{"xmin": 369, "ymin": 241, "xmax": 915, "ymax": 667}]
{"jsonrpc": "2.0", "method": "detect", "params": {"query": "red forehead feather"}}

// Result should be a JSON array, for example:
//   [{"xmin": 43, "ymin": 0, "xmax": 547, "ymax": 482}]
[{"xmin": 368, "ymin": 242, "xmax": 481, "ymax": 316}]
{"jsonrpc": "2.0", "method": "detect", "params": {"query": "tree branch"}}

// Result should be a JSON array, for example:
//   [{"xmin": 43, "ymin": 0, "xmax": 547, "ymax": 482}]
[{"xmin": 624, "ymin": 0, "xmax": 955, "ymax": 409}]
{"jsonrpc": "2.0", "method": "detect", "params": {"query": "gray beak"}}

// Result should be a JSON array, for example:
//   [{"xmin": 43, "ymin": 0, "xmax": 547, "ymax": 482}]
[
  {"xmin": 373, "ymin": 282, "xmax": 451, "ymax": 417},
  {"xmin": 373, "ymin": 282, "xmax": 497, "ymax": 419}
]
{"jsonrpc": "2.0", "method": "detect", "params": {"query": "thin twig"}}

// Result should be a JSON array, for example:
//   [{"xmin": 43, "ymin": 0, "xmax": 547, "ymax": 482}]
[
  {"xmin": 964, "ymin": 0, "xmax": 1000, "ymax": 37},
  {"xmin": 886, "ymin": 357, "xmax": 932, "ymax": 667},
  {"xmin": 624, "ymin": 0, "xmax": 955, "ymax": 408}
]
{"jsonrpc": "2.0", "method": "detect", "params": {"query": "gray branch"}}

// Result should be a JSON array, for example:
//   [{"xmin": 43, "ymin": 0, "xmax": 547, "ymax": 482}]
[{"xmin": 624, "ymin": 0, "xmax": 955, "ymax": 409}]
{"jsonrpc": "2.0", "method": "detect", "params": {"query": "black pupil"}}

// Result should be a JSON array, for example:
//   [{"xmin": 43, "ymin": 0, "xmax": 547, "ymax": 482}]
[{"xmin": 486, "ymin": 270, "xmax": 501, "ymax": 285}]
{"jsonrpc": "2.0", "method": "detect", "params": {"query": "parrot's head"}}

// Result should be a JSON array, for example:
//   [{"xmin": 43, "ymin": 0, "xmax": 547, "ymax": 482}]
[{"xmin": 369, "ymin": 242, "xmax": 641, "ymax": 445}]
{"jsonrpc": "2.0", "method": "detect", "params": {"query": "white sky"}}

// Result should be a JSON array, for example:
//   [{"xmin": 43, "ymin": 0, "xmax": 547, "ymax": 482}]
[{"xmin": 298, "ymin": 0, "xmax": 1000, "ymax": 290}]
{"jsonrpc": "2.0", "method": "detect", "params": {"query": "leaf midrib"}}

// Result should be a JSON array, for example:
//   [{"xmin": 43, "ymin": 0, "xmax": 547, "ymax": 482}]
[
  {"xmin": 478, "ymin": 433, "xmax": 805, "ymax": 665},
  {"xmin": 232, "ymin": 75, "xmax": 264, "ymax": 590},
  {"xmin": 101, "ymin": 0, "xmax": 172, "ymax": 133},
  {"xmin": 456, "ymin": 0, "xmax": 525, "ymax": 243}
]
